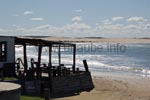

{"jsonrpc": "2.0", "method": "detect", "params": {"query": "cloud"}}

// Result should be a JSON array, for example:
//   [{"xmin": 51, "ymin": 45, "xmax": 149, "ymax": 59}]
[
  {"xmin": 4, "ymin": 22, "xmax": 91, "ymax": 36},
  {"xmin": 63, "ymin": 22, "xmax": 91, "ymax": 30},
  {"xmin": 0, "ymin": 28, "xmax": 13, "ymax": 33},
  {"xmin": 1, "ymin": 16, "xmax": 150, "ymax": 37},
  {"xmin": 96, "ymin": 23, "xmax": 124, "ymax": 30},
  {"xmin": 30, "ymin": 18, "xmax": 45, "ymax": 21},
  {"xmin": 101, "ymin": 19, "xmax": 112, "ymax": 25},
  {"xmin": 33, "ymin": 22, "xmax": 91, "ymax": 34},
  {"xmin": 24, "ymin": 11, "xmax": 33, "ymax": 15},
  {"xmin": 127, "ymin": 17, "xmax": 146, "ymax": 22},
  {"xmin": 72, "ymin": 16, "xmax": 82, "ymax": 21},
  {"xmin": 112, "ymin": 17, "xmax": 124, "ymax": 21},
  {"xmin": 35, "ymin": 25, "xmax": 52, "ymax": 30},
  {"xmin": 124, "ymin": 24, "xmax": 141, "ymax": 29},
  {"xmin": 75, "ymin": 9, "xmax": 82, "ymax": 13}
]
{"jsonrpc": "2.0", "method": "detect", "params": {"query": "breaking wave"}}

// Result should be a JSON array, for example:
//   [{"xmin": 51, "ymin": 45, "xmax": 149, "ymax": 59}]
[{"xmin": 15, "ymin": 43, "xmax": 150, "ymax": 76}]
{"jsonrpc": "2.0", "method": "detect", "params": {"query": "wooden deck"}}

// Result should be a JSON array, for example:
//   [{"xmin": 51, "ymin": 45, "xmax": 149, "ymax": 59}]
[{"xmin": 51, "ymin": 72, "xmax": 94, "ymax": 95}]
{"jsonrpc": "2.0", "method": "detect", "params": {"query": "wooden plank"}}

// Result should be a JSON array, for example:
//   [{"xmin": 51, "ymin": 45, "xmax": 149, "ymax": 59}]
[
  {"xmin": 48, "ymin": 46, "xmax": 52, "ymax": 77},
  {"xmin": 37, "ymin": 46, "xmax": 42, "ymax": 79},
  {"xmin": 23, "ymin": 44, "xmax": 28, "ymax": 72},
  {"xmin": 83, "ymin": 60, "xmax": 89, "ymax": 72},
  {"xmin": 48, "ymin": 45, "xmax": 52, "ymax": 92},
  {"xmin": 58, "ymin": 45, "xmax": 61, "ymax": 66},
  {"xmin": 72, "ymin": 45, "xmax": 76, "ymax": 73}
]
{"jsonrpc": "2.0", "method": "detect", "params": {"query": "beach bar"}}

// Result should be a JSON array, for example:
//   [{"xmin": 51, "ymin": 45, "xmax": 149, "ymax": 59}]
[{"xmin": 0, "ymin": 36, "xmax": 94, "ymax": 96}]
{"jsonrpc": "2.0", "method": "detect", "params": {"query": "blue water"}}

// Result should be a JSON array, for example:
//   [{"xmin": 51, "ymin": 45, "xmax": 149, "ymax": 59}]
[{"xmin": 15, "ymin": 43, "xmax": 150, "ymax": 76}]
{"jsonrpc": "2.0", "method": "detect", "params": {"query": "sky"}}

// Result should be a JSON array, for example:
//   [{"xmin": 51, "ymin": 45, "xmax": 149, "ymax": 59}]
[{"xmin": 0, "ymin": 0, "xmax": 150, "ymax": 37}]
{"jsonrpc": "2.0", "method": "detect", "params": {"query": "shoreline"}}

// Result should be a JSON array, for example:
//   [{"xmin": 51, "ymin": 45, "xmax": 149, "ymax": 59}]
[
  {"xmin": 20, "ymin": 36, "xmax": 150, "ymax": 43},
  {"xmin": 41, "ymin": 37, "xmax": 150, "ymax": 43}
]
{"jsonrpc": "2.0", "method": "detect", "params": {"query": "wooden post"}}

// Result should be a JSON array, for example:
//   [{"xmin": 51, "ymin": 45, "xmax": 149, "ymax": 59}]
[
  {"xmin": 58, "ymin": 45, "xmax": 61, "ymax": 66},
  {"xmin": 83, "ymin": 59, "xmax": 89, "ymax": 72},
  {"xmin": 48, "ymin": 45, "xmax": 52, "ymax": 78},
  {"xmin": 48, "ymin": 45, "xmax": 52, "ymax": 93},
  {"xmin": 72, "ymin": 45, "xmax": 76, "ymax": 73},
  {"xmin": 58, "ymin": 45, "xmax": 61, "ymax": 76},
  {"xmin": 37, "ymin": 46, "xmax": 42, "ymax": 79},
  {"xmin": 0, "ymin": 68, "xmax": 4, "ymax": 81},
  {"xmin": 23, "ymin": 44, "xmax": 28, "ymax": 72},
  {"xmin": 44, "ymin": 88, "xmax": 50, "ymax": 100}
]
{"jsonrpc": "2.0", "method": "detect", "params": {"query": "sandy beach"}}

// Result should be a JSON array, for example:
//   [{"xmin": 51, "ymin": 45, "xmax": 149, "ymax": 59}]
[
  {"xmin": 40, "ymin": 37, "xmax": 150, "ymax": 43},
  {"xmin": 35, "ymin": 37, "xmax": 150, "ymax": 100},
  {"xmin": 54, "ymin": 74, "xmax": 150, "ymax": 100}
]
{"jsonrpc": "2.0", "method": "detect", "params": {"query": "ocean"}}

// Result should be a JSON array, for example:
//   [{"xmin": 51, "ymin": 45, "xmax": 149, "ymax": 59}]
[{"xmin": 15, "ymin": 42, "xmax": 150, "ymax": 77}]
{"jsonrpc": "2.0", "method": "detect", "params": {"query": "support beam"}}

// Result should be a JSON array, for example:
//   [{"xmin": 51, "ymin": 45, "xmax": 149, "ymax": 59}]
[
  {"xmin": 48, "ymin": 45, "xmax": 52, "ymax": 92},
  {"xmin": 37, "ymin": 46, "xmax": 42, "ymax": 79},
  {"xmin": 48, "ymin": 45, "xmax": 52, "ymax": 77},
  {"xmin": 58, "ymin": 45, "xmax": 61, "ymax": 66},
  {"xmin": 72, "ymin": 45, "xmax": 76, "ymax": 73},
  {"xmin": 83, "ymin": 59, "xmax": 89, "ymax": 72},
  {"xmin": 23, "ymin": 44, "xmax": 28, "ymax": 72}
]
